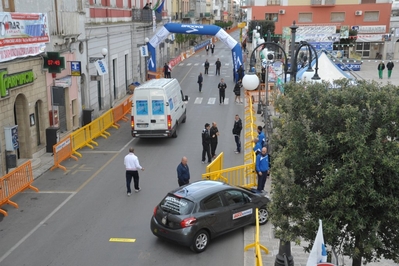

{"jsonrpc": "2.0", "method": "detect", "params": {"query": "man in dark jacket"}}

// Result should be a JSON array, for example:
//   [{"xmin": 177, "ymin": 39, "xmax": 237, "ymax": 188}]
[
  {"xmin": 387, "ymin": 61, "xmax": 394, "ymax": 79},
  {"xmin": 177, "ymin": 156, "xmax": 190, "ymax": 186},
  {"xmin": 202, "ymin": 123, "xmax": 212, "ymax": 163},
  {"xmin": 237, "ymin": 65, "xmax": 245, "ymax": 81},
  {"xmin": 232, "ymin": 115, "xmax": 242, "ymax": 153},
  {"xmin": 204, "ymin": 59, "xmax": 210, "ymax": 75},
  {"xmin": 377, "ymin": 61, "xmax": 385, "ymax": 79},
  {"xmin": 218, "ymin": 78, "xmax": 227, "ymax": 104},
  {"xmin": 215, "ymin": 58, "xmax": 221, "ymax": 75},
  {"xmin": 197, "ymin": 72, "xmax": 203, "ymax": 92},
  {"xmin": 210, "ymin": 122, "xmax": 219, "ymax": 159}
]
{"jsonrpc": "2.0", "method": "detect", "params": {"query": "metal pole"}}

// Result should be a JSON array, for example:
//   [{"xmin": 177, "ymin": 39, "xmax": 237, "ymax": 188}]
[
  {"xmin": 289, "ymin": 21, "xmax": 298, "ymax": 82},
  {"xmin": 264, "ymin": 62, "xmax": 269, "ymax": 139}
]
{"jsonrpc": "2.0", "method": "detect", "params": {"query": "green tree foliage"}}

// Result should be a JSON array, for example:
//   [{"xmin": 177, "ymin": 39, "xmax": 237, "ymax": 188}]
[{"xmin": 270, "ymin": 81, "xmax": 399, "ymax": 266}]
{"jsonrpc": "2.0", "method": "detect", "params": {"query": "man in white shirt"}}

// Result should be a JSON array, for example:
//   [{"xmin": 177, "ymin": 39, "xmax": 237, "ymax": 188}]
[{"xmin": 124, "ymin": 147, "xmax": 145, "ymax": 196}]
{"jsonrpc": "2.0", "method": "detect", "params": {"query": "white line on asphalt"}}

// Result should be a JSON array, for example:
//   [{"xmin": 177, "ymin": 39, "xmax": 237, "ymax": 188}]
[
  {"xmin": 194, "ymin": 97, "xmax": 203, "ymax": 104},
  {"xmin": 208, "ymin": 98, "xmax": 216, "ymax": 104}
]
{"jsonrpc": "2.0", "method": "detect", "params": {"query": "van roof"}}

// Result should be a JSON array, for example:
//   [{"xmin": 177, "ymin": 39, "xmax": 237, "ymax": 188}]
[{"xmin": 136, "ymin": 78, "xmax": 176, "ymax": 89}]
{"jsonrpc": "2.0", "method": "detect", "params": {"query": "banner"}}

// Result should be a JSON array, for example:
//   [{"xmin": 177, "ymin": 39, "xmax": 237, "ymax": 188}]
[{"xmin": 0, "ymin": 12, "xmax": 49, "ymax": 62}]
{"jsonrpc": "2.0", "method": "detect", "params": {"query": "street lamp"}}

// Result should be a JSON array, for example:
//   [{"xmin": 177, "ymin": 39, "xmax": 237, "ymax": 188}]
[{"xmin": 89, "ymin": 48, "xmax": 108, "ymax": 63}]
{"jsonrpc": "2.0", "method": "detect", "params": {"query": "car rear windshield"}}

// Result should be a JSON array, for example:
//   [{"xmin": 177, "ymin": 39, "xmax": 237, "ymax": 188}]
[{"xmin": 160, "ymin": 195, "xmax": 194, "ymax": 215}]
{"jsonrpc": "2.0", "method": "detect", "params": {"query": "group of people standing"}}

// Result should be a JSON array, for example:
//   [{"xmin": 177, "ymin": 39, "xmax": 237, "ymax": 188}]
[
  {"xmin": 163, "ymin": 63, "xmax": 172, "ymax": 78},
  {"xmin": 205, "ymin": 43, "xmax": 215, "ymax": 55},
  {"xmin": 201, "ymin": 122, "xmax": 220, "ymax": 163},
  {"xmin": 377, "ymin": 61, "xmax": 395, "ymax": 79}
]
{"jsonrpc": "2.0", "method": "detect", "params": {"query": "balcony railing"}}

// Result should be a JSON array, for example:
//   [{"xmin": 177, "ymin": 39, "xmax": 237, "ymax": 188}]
[
  {"xmin": 132, "ymin": 9, "xmax": 162, "ymax": 22},
  {"xmin": 311, "ymin": 0, "xmax": 336, "ymax": 5}
]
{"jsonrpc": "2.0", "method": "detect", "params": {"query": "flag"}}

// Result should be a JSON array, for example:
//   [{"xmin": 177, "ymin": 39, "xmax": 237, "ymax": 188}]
[
  {"xmin": 155, "ymin": 0, "xmax": 165, "ymax": 13},
  {"xmin": 306, "ymin": 219, "xmax": 327, "ymax": 266},
  {"xmin": 152, "ymin": 0, "xmax": 161, "ymax": 10}
]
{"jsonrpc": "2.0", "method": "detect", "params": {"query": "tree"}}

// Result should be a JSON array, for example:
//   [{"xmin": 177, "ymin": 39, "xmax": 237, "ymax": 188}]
[{"xmin": 269, "ymin": 81, "xmax": 399, "ymax": 266}]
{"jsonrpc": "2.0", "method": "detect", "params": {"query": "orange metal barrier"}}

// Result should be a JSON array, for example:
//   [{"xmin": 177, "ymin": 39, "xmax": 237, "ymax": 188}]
[
  {"xmin": 113, "ymin": 97, "xmax": 132, "ymax": 127},
  {"xmin": 51, "ymin": 136, "xmax": 78, "ymax": 172},
  {"xmin": 0, "ymin": 161, "xmax": 39, "ymax": 217},
  {"xmin": 244, "ymin": 208, "xmax": 269, "ymax": 266}
]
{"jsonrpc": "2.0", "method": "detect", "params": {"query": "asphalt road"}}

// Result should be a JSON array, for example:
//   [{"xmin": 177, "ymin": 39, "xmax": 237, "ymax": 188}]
[{"xmin": 0, "ymin": 31, "xmax": 249, "ymax": 266}]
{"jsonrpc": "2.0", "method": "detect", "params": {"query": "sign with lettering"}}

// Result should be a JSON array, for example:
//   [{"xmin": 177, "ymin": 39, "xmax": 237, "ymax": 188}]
[
  {"xmin": 351, "ymin": 25, "xmax": 386, "ymax": 34},
  {"xmin": 0, "ymin": 12, "xmax": 49, "ymax": 62},
  {"xmin": 94, "ymin": 59, "xmax": 108, "ymax": 75},
  {"xmin": 70, "ymin": 61, "xmax": 81, "ymax": 76},
  {"xmin": 0, "ymin": 69, "xmax": 34, "ymax": 97}
]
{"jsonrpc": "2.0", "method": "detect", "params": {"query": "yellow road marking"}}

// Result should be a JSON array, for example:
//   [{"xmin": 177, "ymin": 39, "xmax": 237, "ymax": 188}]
[{"xmin": 109, "ymin": 238, "xmax": 136, "ymax": 243}]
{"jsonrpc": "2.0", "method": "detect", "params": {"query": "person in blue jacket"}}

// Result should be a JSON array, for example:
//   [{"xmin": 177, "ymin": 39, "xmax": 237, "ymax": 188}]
[
  {"xmin": 255, "ymin": 147, "xmax": 270, "ymax": 193},
  {"xmin": 253, "ymin": 137, "xmax": 262, "ymax": 156},
  {"xmin": 177, "ymin": 156, "xmax": 190, "ymax": 186},
  {"xmin": 257, "ymin": 126, "xmax": 266, "ymax": 147}
]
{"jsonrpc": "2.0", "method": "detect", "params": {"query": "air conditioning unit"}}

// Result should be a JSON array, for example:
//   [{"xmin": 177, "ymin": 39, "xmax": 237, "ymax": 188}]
[
  {"xmin": 279, "ymin": 9, "xmax": 285, "ymax": 15},
  {"xmin": 355, "ymin": 10, "xmax": 362, "ymax": 16}
]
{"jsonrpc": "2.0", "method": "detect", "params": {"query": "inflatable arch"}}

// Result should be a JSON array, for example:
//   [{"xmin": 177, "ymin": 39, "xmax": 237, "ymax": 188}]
[{"xmin": 146, "ymin": 23, "xmax": 243, "ymax": 79}]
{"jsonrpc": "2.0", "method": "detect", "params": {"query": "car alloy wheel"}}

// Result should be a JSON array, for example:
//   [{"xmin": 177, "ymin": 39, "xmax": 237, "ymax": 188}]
[
  {"xmin": 190, "ymin": 230, "xmax": 209, "ymax": 253},
  {"xmin": 258, "ymin": 207, "xmax": 269, "ymax": 225}
]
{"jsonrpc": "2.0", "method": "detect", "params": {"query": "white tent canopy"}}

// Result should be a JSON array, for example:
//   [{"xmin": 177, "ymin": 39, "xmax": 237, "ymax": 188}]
[{"xmin": 297, "ymin": 51, "xmax": 354, "ymax": 83}]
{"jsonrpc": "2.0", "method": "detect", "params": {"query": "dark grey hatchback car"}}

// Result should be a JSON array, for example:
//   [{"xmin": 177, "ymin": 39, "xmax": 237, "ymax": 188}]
[{"xmin": 150, "ymin": 180, "xmax": 270, "ymax": 253}]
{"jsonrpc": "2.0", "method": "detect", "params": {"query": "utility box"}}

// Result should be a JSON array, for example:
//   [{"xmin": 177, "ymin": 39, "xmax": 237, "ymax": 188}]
[
  {"xmin": 82, "ymin": 109, "xmax": 94, "ymax": 127},
  {"xmin": 46, "ymin": 127, "xmax": 60, "ymax": 153}
]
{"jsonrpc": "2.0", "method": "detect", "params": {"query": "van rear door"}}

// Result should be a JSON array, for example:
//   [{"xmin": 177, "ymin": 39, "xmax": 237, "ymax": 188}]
[
  {"xmin": 150, "ymin": 96, "xmax": 168, "ymax": 130},
  {"xmin": 135, "ymin": 97, "xmax": 151, "ymax": 129}
]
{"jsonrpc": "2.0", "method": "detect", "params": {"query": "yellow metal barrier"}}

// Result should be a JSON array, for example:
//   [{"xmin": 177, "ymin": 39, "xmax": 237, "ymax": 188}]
[
  {"xmin": 70, "ymin": 126, "xmax": 95, "ymax": 157},
  {"xmin": 244, "ymin": 208, "xmax": 269, "ymax": 266},
  {"xmin": 205, "ymin": 152, "xmax": 224, "ymax": 174},
  {"xmin": 244, "ymin": 92, "xmax": 258, "ymax": 164},
  {"xmin": 102, "ymin": 109, "xmax": 118, "ymax": 131},
  {"xmin": 89, "ymin": 118, "xmax": 109, "ymax": 140},
  {"xmin": 202, "ymin": 162, "xmax": 257, "ymax": 188}
]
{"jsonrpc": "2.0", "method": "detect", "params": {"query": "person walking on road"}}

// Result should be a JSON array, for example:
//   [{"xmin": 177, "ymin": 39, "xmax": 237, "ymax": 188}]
[
  {"xmin": 215, "ymin": 58, "xmax": 221, "ymax": 76},
  {"xmin": 234, "ymin": 79, "xmax": 243, "ymax": 104},
  {"xmin": 210, "ymin": 122, "xmax": 220, "ymax": 159},
  {"xmin": 204, "ymin": 59, "xmax": 210, "ymax": 75},
  {"xmin": 237, "ymin": 65, "xmax": 245, "ymax": 81},
  {"xmin": 197, "ymin": 72, "xmax": 203, "ymax": 92},
  {"xmin": 218, "ymin": 78, "xmax": 227, "ymax": 104},
  {"xmin": 124, "ymin": 147, "xmax": 145, "ymax": 196},
  {"xmin": 232, "ymin": 114, "xmax": 242, "ymax": 154},
  {"xmin": 378, "ymin": 61, "xmax": 385, "ymax": 79},
  {"xmin": 202, "ymin": 123, "xmax": 212, "ymax": 164},
  {"xmin": 387, "ymin": 60, "xmax": 395, "ymax": 79},
  {"xmin": 211, "ymin": 43, "xmax": 215, "ymax": 55},
  {"xmin": 205, "ymin": 44, "xmax": 209, "ymax": 55},
  {"xmin": 255, "ymin": 147, "xmax": 270, "ymax": 193},
  {"xmin": 177, "ymin": 156, "xmax": 190, "ymax": 186}
]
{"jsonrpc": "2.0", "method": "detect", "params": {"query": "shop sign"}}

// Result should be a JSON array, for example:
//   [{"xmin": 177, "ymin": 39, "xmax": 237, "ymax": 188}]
[
  {"xmin": 351, "ymin": 25, "xmax": 386, "ymax": 34},
  {"xmin": 0, "ymin": 69, "xmax": 34, "ymax": 97}
]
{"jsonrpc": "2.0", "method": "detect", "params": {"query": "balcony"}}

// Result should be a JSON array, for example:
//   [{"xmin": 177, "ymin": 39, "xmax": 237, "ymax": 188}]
[
  {"xmin": 311, "ymin": 0, "xmax": 336, "ymax": 6},
  {"xmin": 132, "ymin": 9, "xmax": 162, "ymax": 22}
]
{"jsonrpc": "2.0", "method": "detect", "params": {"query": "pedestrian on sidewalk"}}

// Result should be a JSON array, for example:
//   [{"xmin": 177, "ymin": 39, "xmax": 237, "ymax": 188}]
[
  {"xmin": 205, "ymin": 44, "xmax": 209, "ymax": 55},
  {"xmin": 237, "ymin": 65, "xmax": 245, "ymax": 81},
  {"xmin": 255, "ymin": 147, "xmax": 270, "ymax": 193},
  {"xmin": 253, "ymin": 138, "xmax": 262, "ymax": 156},
  {"xmin": 218, "ymin": 78, "xmax": 227, "ymax": 104},
  {"xmin": 210, "ymin": 122, "xmax": 220, "ymax": 159},
  {"xmin": 234, "ymin": 79, "xmax": 243, "ymax": 103},
  {"xmin": 257, "ymin": 125, "xmax": 266, "ymax": 147},
  {"xmin": 177, "ymin": 156, "xmax": 190, "ymax": 186},
  {"xmin": 197, "ymin": 72, "xmax": 203, "ymax": 92},
  {"xmin": 377, "ymin": 61, "xmax": 385, "ymax": 79},
  {"xmin": 232, "ymin": 114, "xmax": 242, "ymax": 154},
  {"xmin": 204, "ymin": 59, "xmax": 210, "ymax": 75},
  {"xmin": 215, "ymin": 58, "xmax": 221, "ymax": 75},
  {"xmin": 124, "ymin": 147, "xmax": 145, "ymax": 196},
  {"xmin": 211, "ymin": 43, "xmax": 215, "ymax": 55},
  {"xmin": 202, "ymin": 123, "xmax": 212, "ymax": 164},
  {"xmin": 387, "ymin": 60, "xmax": 395, "ymax": 79}
]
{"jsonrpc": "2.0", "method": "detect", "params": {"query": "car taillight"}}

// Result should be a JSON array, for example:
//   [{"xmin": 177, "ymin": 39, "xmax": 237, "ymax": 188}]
[
  {"xmin": 153, "ymin": 206, "xmax": 158, "ymax": 216},
  {"xmin": 180, "ymin": 217, "xmax": 196, "ymax": 228},
  {"xmin": 131, "ymin": 116, "xmax": 135, "ymax": 129},
  {"xmin": 167, "ymin": 115, "xmax": 172, "ymax": 129}
]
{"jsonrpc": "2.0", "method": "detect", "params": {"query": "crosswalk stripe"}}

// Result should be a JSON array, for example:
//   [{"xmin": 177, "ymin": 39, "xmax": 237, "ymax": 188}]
[
  {"xmin": 208, "ymin": 97, "xmax": 216, "ymax": 104},
  {"xmin": 194, "ymin": 97, "xmax": 203, "ymax": 104}
]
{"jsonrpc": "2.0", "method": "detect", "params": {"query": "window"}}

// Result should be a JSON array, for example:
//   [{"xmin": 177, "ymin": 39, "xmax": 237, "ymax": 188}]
[
  {"xmin": 160, "ymin": 195, "xmax": 194, "ymax": 215},
  {"xmin": 356, "ymin": 42, "xmax": 371, "ymax": 58},
  {"xmin": 267, "ymin": 0, "xmax": 280, "ymax": 5},
  {"xmin": 364, "ymin": 11, "xmax": 379, "ymax": 22},
  {"xmin": 331, "ymin": 12, "xmax": 345, "ymax": 22},
  {"xmin": 298, "ymin": 13, "xmax": 312, "ymax": 23},
  {"xmin": 202, "ymin": 194, "xmax": 223, "ymax": 210},
  {"xmin": 265, "ymin": 13, "xmax": 278, "ymax": 22},
  {"xmin": 361, "ymin": 0, "xmax": 376, "ymax": 3},
  {"xmin": 223, "ymin": 190, "xmax": 245, "ymax": 205},
  {"xmin": 152, "ymin": 100, "xmax": 165, "ymax": 115},
  {"xmin": 2, "ymin": 0, "xmax": 15, "ymax": 12}
]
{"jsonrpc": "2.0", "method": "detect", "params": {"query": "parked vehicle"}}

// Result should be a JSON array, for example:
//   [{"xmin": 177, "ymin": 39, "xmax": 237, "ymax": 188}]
[
  {"xmin": 150, "ymin": 180, "xmax": 270, "ymax": 253},
  {"xmin": 131, "ymin": 78, "xmax": 188, "ymax": 138}
]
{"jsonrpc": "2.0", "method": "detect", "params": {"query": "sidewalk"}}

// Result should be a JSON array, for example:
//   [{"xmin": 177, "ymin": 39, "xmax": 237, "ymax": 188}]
[{"xmin": 243, "ymin": 60, "xmax": 399, "ymax": 266}]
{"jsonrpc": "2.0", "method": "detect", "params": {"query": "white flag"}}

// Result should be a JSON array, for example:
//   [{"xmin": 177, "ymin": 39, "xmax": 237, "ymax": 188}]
[{"xmin": 307, "ymin": 219, "xmax": 327, "ymax": 266}]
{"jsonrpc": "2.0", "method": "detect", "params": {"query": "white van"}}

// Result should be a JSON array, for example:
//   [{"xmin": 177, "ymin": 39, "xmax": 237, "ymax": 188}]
[{"xmin": 131, "ymin": 78, "xmax": 188, "ymax": 138}]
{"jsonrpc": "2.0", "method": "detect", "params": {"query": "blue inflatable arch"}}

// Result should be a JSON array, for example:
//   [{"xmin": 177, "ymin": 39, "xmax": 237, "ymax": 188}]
[{"xmin": 147, "ymin": 23, "xmax": 243, "ymax": 79}]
